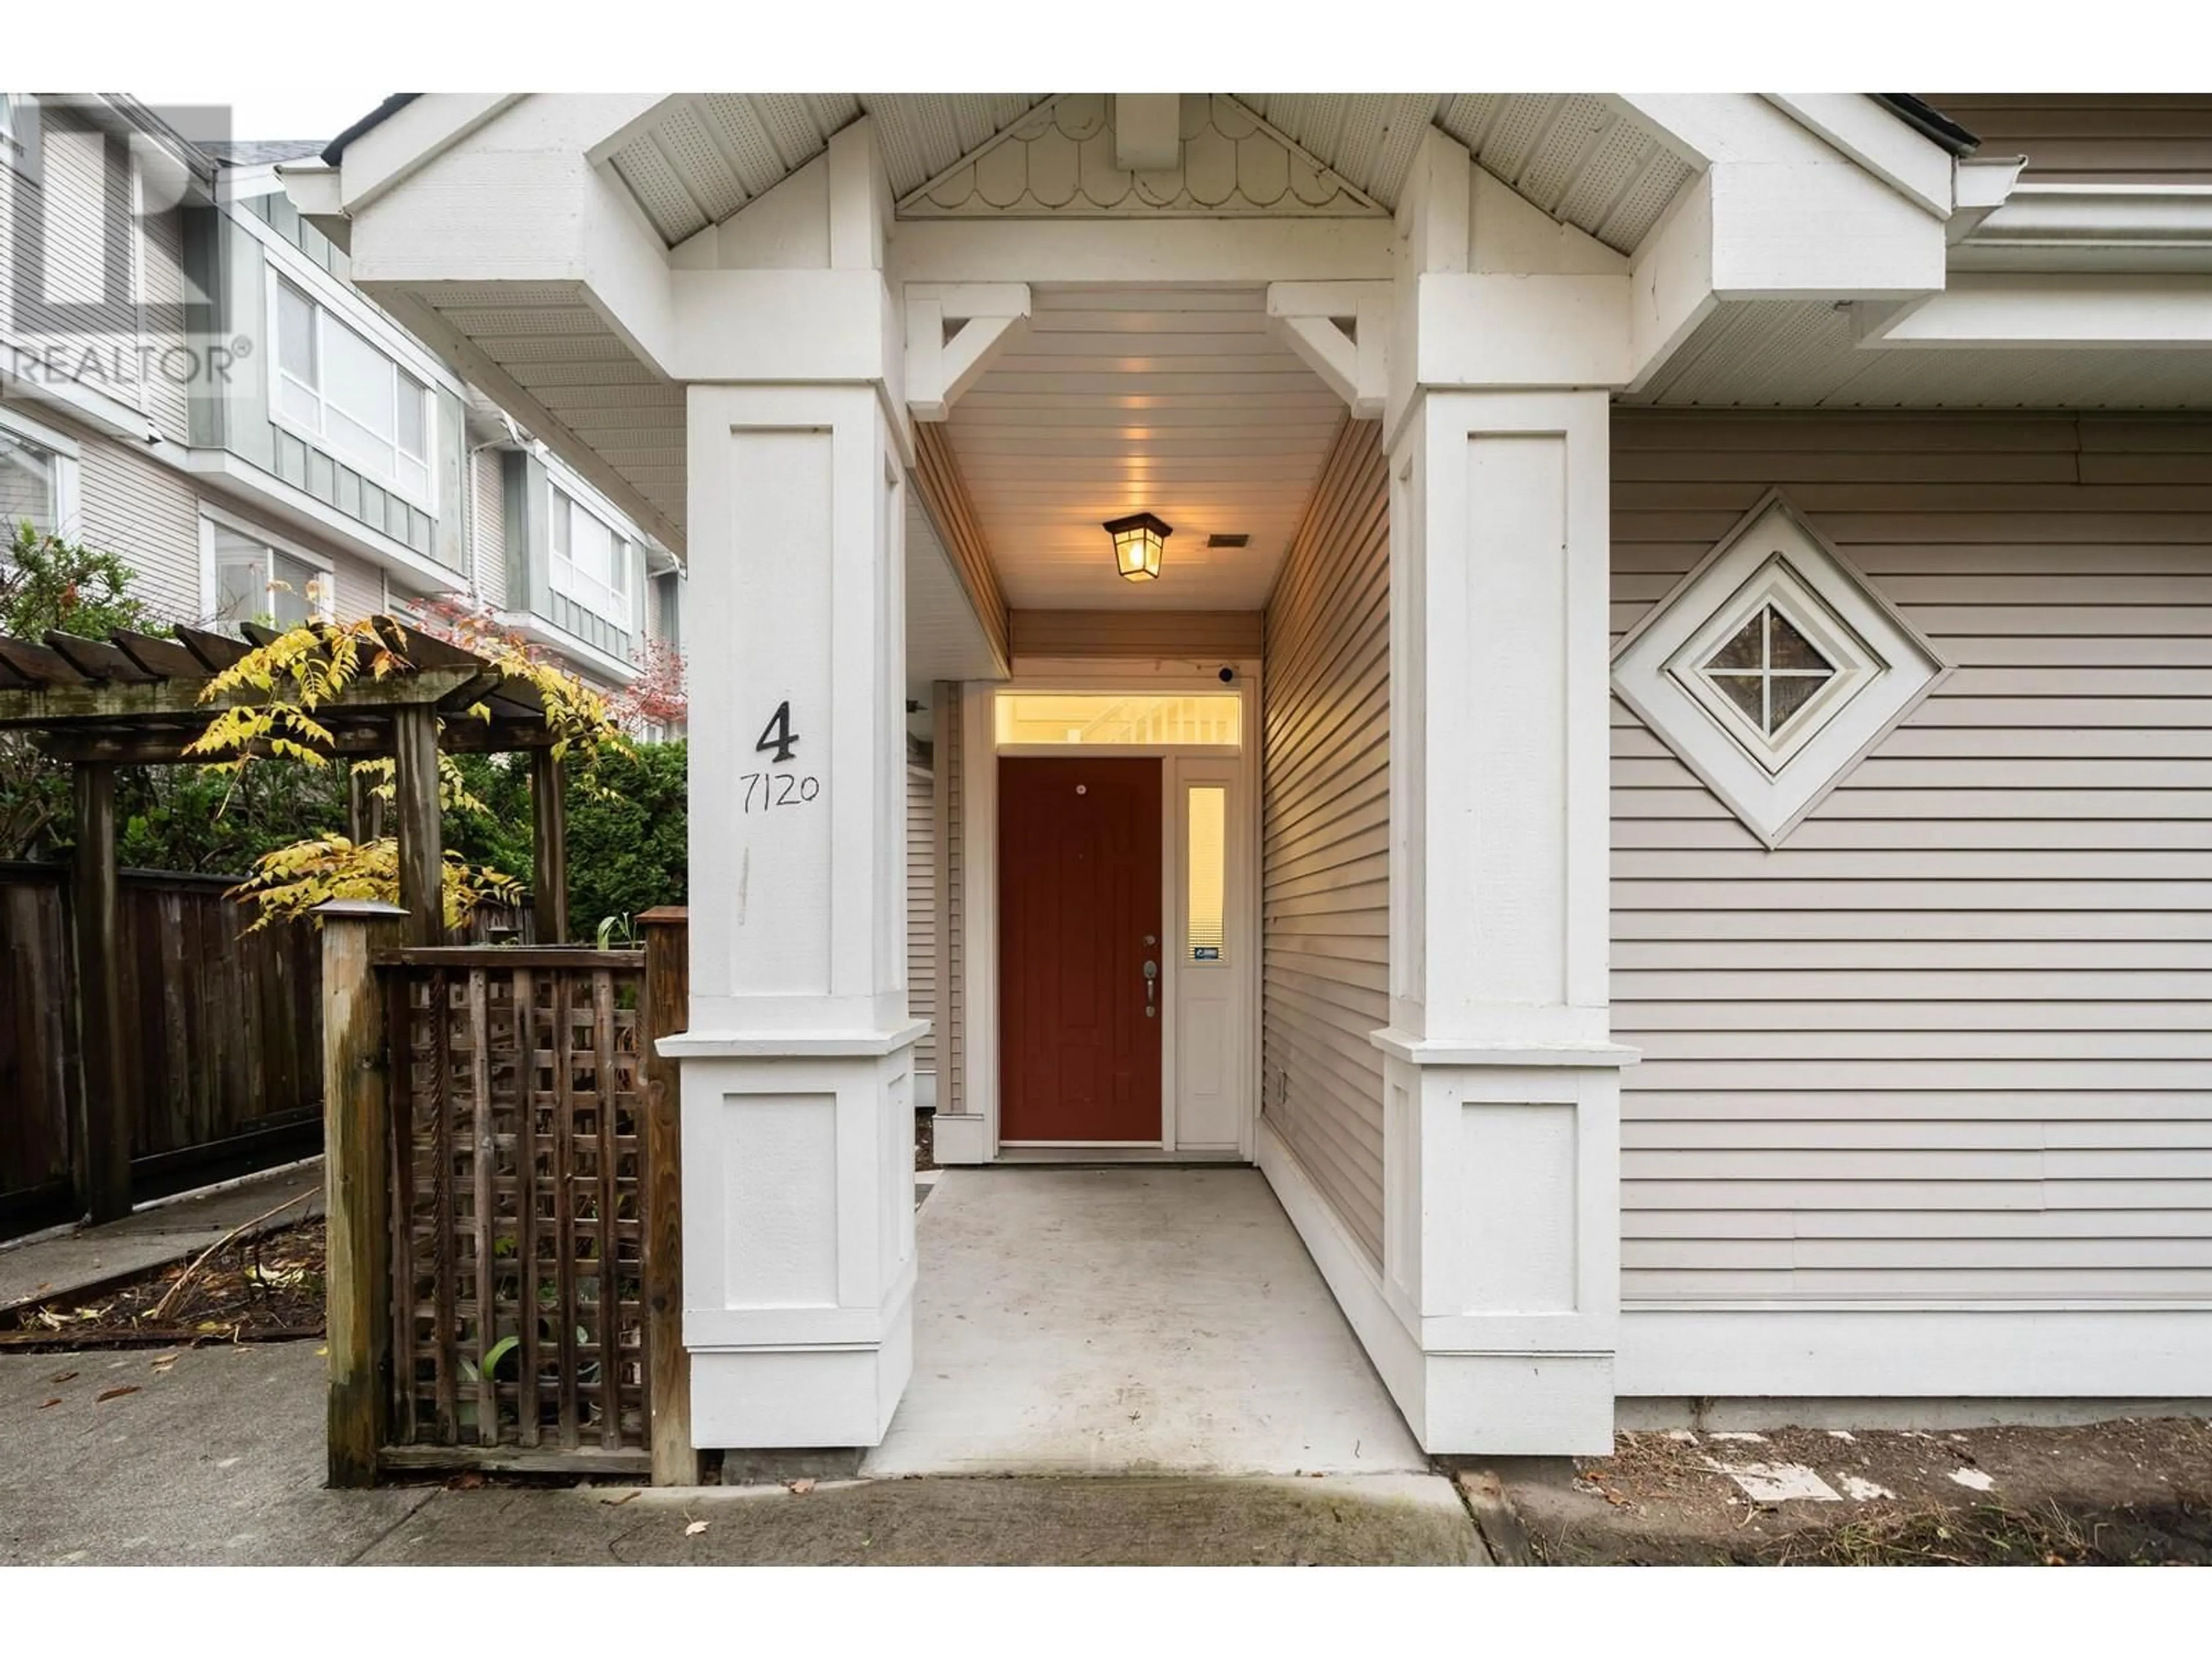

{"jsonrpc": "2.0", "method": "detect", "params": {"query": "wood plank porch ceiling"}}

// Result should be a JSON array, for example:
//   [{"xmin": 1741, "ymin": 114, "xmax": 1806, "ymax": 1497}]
[{"xmin": 948, "ymin": 286, "xmax": 1342, "ymax": 612}]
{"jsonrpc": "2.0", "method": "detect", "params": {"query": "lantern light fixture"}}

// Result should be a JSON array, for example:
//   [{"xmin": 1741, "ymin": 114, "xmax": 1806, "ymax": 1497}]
[{"xmin": 1104, "ymin": 511, "xmax": 1172, "ymax": 582}]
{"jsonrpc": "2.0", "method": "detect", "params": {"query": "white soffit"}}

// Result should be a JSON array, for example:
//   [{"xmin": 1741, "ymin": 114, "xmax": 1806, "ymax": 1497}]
[
  {"xmin": 945, "ymin": 286, "xmax": 1342, "ymax": 611},
  {"xmin": 1612, "ymin": 494, "xmax": 1946, "ymax": 848},
  {"xmin": 907, "ymin": 493, "xmax": 1001, "ymax": 692},
  {"xmin": 1245, "ymin": 93, "xmax": 1695, "ymax": 252},
  {"xmin": 414, "ymin": 278, "xmax": 688, "ymax": 533},
  {"xmin": 1627, "ymin": 298, "xmax": 2212, "ymax": 409},
  {"xmin": 604, "ymin": 94, "xmax": 1694, "ymax": 253}
]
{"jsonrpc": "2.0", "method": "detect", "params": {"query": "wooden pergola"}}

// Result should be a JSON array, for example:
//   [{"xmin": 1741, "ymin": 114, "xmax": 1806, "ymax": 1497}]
[{"xmin": 0, "ymin": 616, "xmax": 573, "ymax": 1222}]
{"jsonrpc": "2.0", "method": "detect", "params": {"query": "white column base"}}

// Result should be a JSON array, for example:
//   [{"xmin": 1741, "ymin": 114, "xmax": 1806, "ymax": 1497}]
[
  {"xmin": 690, "ymin": 1277, "xmax": 916, "ymax": 1448},
  {"xmin": 673, "ymin": 1039, "xmax": 920, "ymax": 1449},
  {"xmin": 929, "ymin": 1112, "xmax": 990, "ymax": 1164},
  {"xmin": 1420, "ymin": 1352, "xmax": 1616, "ymax": 1456},
  {"xmin": 1257, "ymin": 1055, "xmax": 1627, "ymax": 1457}
]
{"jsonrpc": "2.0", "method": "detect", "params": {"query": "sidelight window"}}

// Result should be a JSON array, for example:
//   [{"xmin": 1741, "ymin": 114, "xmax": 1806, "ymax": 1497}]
[{"xmin": 1186, "ymin": 785, "xmax": 1227, "ymax": 963}]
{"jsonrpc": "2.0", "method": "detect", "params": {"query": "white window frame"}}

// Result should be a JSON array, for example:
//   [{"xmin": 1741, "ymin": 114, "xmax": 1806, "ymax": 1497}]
[
  {"xmin": 1665, "ymin": 556, "xmax": 1882, "ymax": 778},
  {"xmin": 1612, "ymin": 491, "xmax": 1949, "ymax": 849},
  {"xmin": 267, "ymin": 275, "xmax": 436, "ymax": 514},
  {"xmin": 0, "ymin": 406, "xmax": 84, "ymax": 543},
  {"xmin": 548, "ymin": 482, "xmax": 633, "ymax": 631},
  {"xmin": 198, "ymin": 506, "xmax": 335, "ymax": 627}
]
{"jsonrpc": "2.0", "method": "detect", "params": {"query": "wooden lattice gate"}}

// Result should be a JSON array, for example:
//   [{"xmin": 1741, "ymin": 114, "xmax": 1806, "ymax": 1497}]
[
  {"xmin": 319, "ymin": 906, "xmax": 694, "ymax": 1486},
  {"xmin": 388, "ymin": 952, "xmax": 650, "ymax": 1463}
]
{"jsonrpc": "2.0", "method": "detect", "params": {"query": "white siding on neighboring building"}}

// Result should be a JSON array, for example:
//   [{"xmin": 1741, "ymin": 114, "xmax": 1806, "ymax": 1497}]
[
  {"xmin": 471, "ymin": 446, "xmax": 507, "ymax": 609},
  {"xmin": 140, "ymin": 200, "xmax": 190, "ymax": 442},
  {"xmin": 1261, "ymin": 418, "xmax": 1389, "ymax": 1263},
  {"xmin": 1611, "ymin": 410, "xmax": 2212, "ymax": 1312},
  {"xmin": 907, "ymin": 762, "xmax": 936, "ymax": 1074},
  {"xmin": 77, "ymin": 431, "xmax": 199, "ymax": 619}
]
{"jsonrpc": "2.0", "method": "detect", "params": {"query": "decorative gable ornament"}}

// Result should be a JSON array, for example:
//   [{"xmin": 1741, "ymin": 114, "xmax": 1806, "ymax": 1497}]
[
  {"xmin": 896, "ymin": 94, "xmax": 1386, "ymax": 219},
  {"xmin": 1611, "ymin": 493, "xmax": 1948, "ymax": 848}
]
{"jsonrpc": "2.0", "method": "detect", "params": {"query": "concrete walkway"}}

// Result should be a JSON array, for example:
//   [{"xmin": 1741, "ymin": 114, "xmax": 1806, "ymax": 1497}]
[
  {"xmin": 0, "ymin": 1161, "xmax": 325, "ymax": 1315},
  {"xmin": 863, "ymin": 1166, "xmax": 1426, "ymax": 1478},
  {"xmin": 0, "ymin": 1341, "xmax": 1482, "ymax": 1565}
]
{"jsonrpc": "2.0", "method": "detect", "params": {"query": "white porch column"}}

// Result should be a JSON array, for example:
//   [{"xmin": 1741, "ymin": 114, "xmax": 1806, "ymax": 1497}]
[
  {"xmin": 1374, "ymin": 130, "xmax": 1636, "ymax": 1453},
  {"xmin": 660, "ymin": 120, "xmax": 922, "ymax": 1448}
]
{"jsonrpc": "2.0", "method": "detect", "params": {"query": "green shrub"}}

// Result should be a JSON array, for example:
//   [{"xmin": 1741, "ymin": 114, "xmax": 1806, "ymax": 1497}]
[
  {"xmin": 562, "ymin": 740, "xmax": 688, "ymax": 936},
  {"xmin": 445, "ymin": 742, "xmax": 687, "ymax": 938}
]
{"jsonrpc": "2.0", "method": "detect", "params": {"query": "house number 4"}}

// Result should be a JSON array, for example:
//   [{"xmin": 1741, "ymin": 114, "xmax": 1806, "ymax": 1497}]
[{"xmin": 756, "ymin": 700, "xmax": 800, "ymax": 763}]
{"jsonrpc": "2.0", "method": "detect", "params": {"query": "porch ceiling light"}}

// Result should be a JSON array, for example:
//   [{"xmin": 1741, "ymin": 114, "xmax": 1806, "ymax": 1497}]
[{"xmin": 1105, "ymin": 512, "xmax": 1172, "ymax": 582}]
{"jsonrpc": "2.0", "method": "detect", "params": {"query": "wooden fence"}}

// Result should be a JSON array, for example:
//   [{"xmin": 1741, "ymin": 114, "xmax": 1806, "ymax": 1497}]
[
  {"xmin": 0, "ymin": 864, "xmax": 322, "ymax": 1236},
  {"xmin": 320, "ymin": 906, "xmax": 692, "ymax": 1484}
]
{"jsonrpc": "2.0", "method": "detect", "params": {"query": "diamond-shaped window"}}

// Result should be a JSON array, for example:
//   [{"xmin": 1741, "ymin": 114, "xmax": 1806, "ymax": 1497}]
[
  {"xmin": 1700, "ymin": 604, "xmax": 1837, "ymax": 737},
  {"xmin": 1611, "ymin": 495, "xmax": 1949, "ymax": 848}
]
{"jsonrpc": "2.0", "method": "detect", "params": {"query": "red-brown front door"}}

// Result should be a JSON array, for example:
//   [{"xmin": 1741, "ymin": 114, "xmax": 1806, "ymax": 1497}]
[{"xmin": 999, "ymin": 756, "xmax": 1162, "ymax": 1142}]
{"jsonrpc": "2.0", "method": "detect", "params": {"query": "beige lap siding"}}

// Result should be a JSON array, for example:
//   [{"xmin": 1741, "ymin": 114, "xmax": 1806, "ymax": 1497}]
[
  {"xmin": 1919, "ymin": 94, "xmax": 2212, "ymax": 184},
  {"xmin": 1261, "ymin": 418, "xmax": 1389, "ymax": 1263},
  {"xmin": 1611, "ymin": 410, "xmax": 2212, "ymax": 1305},
  {"xmin": 944, "ymin": 700, "xmax": 965, "ymax": 1113}
]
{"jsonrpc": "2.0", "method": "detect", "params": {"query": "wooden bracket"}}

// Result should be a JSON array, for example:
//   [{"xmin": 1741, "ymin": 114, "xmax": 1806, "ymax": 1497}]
[
  {"xmin": 906, "ymin": 283, "xmax": 1032, "ymax": 422},
  {"xmin": 1266, "ymin": 281, "xmax": 1391, "ymax": 419}
]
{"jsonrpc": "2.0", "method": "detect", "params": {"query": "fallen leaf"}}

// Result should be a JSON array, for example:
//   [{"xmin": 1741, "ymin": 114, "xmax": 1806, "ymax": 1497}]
[
  {"xmin": 601, "ymin": 1490, "xmax": 641, "ymax": 1508},
  {"xmin": 315, "ymin": 1346, "xmax": 328, "ymax": 1357},
  {"xmin": 150, "ymin": 1353, "xmax": 179, "ymax": 1373},
  {"xmin": 685, "ymin": 1520, "xmax": 710, "ymax": 1536},
  {"xmin": 95, "ymin": 1386, "xmax": 139, "ymax": 1403},
  {"xmin": 786, "ymin": 1478, "xmax": 816, "ymax": 1495},
  {"xmin": 48, "ymin": 1370, "xmax": 77, "ymax": 1384},
  {"xmin": 39, "ymin": 1398, "xmax": 62, "ymax": 1409}
]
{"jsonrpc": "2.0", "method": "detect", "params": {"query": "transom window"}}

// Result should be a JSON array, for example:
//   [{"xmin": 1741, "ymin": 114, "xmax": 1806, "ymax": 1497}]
[
  {"xmin": 551, "ymin": 488, "xmax": 631, "ymax": 628},
  {"xmin": 995, "ymin": 692, "xmax": 1243, "ymax": 748},
  {"xmin": 1699, "ymin": 603, "xmax": 1838, "ymax": 737},
  {"xmin": 275, "ymin": 279, "xmax": 433, "ymax": 507}
]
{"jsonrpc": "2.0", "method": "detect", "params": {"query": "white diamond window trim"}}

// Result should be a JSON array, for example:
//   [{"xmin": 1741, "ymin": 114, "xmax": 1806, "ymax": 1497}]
[{"xmin": 1611, "ymin": 494, "xmax": 1949, "ymax": 849}]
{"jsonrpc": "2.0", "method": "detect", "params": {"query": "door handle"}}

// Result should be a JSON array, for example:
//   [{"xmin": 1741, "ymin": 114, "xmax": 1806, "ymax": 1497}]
[{"xmin": 1142, "ymin": 958, "xmax": 1158, "ymax": 1018}]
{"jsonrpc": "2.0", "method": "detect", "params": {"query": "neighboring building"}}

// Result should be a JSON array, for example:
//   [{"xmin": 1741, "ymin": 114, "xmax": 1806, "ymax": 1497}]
[
  {"xmin": 272, "ymin": 93, "xmax": 2212, "ymax": 1456},
  {"xmin": 0, "ymin": 94, "xmax": 683, "ymax": 702}
]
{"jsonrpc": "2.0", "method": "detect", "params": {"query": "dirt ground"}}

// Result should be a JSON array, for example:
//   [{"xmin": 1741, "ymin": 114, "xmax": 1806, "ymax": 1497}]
[
  {"xmin": 1476, "ymin": 1419, "xmax": 2212, "ymax": 1565},
  {"xmin": 916, "ymin": 1108, "xmax": 936, "ymax": 1171},
  {"xmin": 1, "ymin": 1219, "xmax": 326, "ymax": 1350}
]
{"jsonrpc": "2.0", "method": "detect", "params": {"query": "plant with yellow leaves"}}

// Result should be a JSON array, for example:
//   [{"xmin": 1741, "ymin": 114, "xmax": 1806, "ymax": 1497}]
[{"xmin": 186, "ymin": 612, "xmax": 630, "ymax": 931}]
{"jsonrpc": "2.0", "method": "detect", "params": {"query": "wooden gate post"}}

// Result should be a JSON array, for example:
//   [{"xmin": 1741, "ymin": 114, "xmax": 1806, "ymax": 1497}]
[
  {"xmin": 638, "ymin": 907, "xmax": 698, "ymax": 1484},
  {"xmin": 390, "ymin": 703, "xmax": 444, "ymax": 948},
  {"xmin": 69, "ymin": 761, "xmax": 129, "ymax": 1223},
  {"xmin": 529, "ymin": 747, "xmax": 569, "ymax": 944},
  {"xmin": 319, "ymin": 897, "xmax": 410, "ymax": 1488}
]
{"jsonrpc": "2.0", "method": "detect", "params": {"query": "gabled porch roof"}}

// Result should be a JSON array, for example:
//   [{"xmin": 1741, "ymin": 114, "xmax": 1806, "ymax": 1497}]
[{"xmin": 289, "ymin": 90, "xmax": 2212, "ymax": 688}]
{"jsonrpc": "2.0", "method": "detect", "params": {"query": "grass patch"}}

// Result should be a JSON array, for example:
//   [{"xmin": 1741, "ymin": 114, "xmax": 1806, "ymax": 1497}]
[{"xmin": 1756, "ymin": 1501, "xmax": 2135, "ymax": 1566}]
